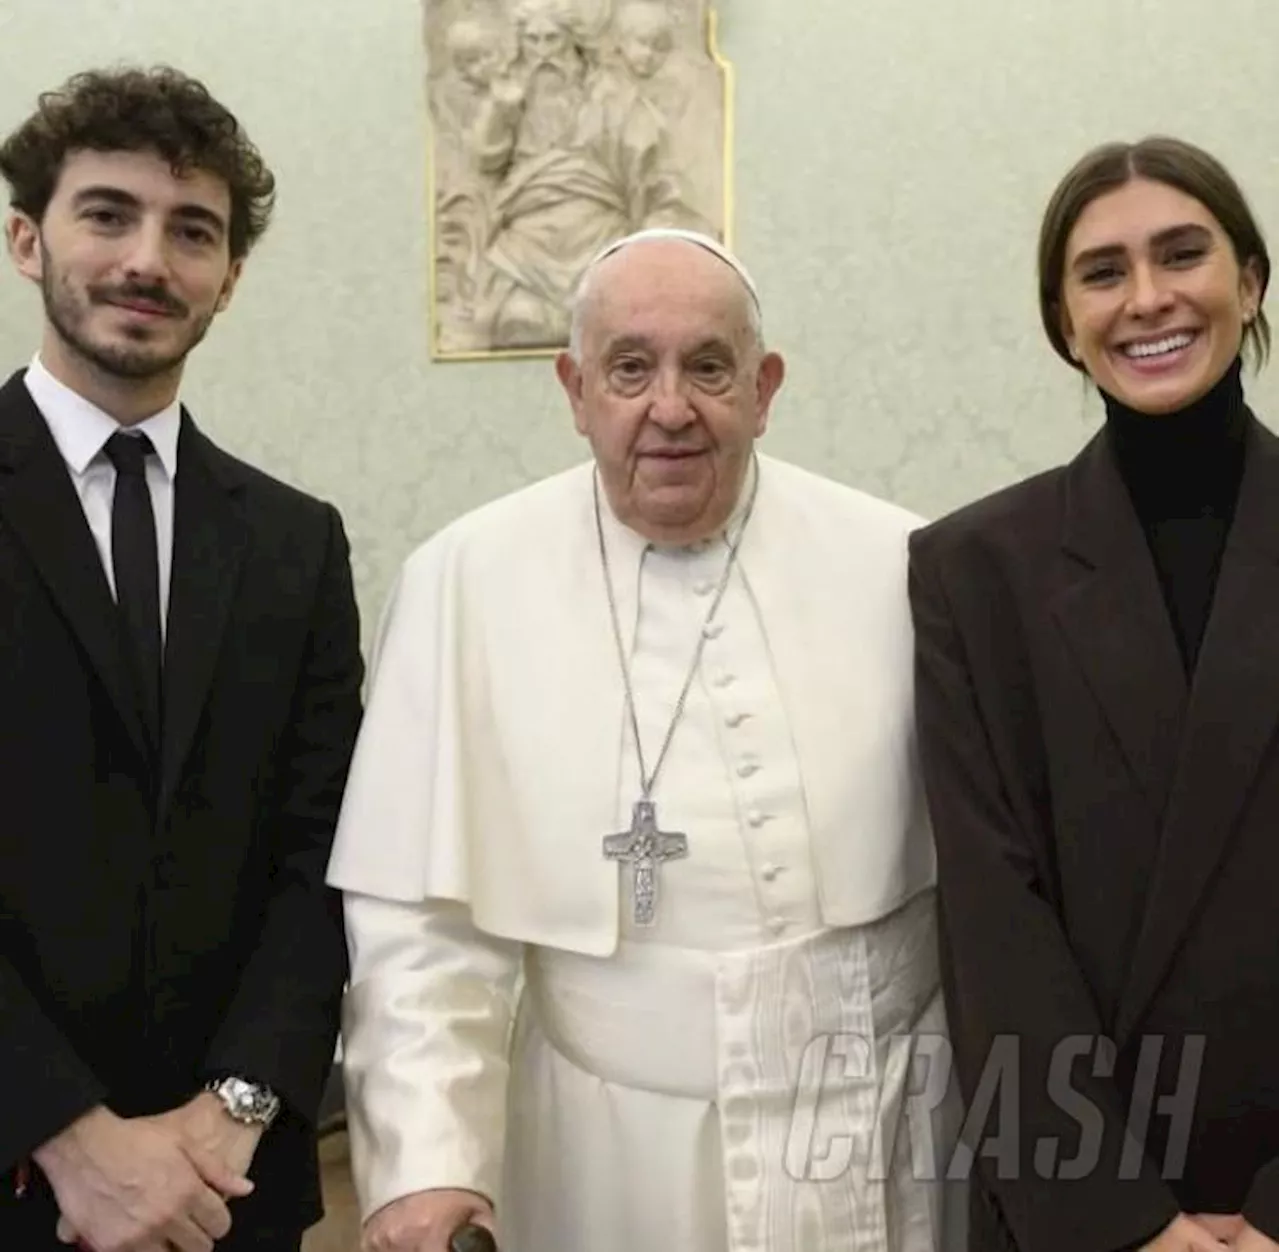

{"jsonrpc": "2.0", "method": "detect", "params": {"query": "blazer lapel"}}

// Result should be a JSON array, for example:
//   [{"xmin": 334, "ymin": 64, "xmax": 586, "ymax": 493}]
[
  {"xmin": 158, "ymin": 415, "xmax": 248, "ymax": 816},
  {"xmin": 1115, "ymin": 418, "xmax": 1278, "ymax": 1045},
  {"xmin": 0, "ymin": 371, "xmax": 149, "ymax": 760},
  {"xmin": 1050, "ymin": 432, "xmax": 1188, "ymax": 824}
]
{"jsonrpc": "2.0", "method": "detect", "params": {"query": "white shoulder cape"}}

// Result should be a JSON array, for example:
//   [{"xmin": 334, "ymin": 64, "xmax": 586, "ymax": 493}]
[{"xmin": 328, "ymin": 456, "xmax": 935, "ymax": 955}]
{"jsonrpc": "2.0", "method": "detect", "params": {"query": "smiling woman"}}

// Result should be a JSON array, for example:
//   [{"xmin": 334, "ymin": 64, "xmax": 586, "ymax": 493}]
[
  {"xmin": 908, "ymin": 136, "xmax": 1277, "ymax": 1252},
  {"xmin": 1037, "ymin": 136, "xmax": 1269, "ymax": 415}
]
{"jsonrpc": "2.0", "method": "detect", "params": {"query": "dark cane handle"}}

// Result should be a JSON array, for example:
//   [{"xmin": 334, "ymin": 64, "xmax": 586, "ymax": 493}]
[{"xmin": 449, "ymin": 1224, "xmax": 498, "ymax": 1252}]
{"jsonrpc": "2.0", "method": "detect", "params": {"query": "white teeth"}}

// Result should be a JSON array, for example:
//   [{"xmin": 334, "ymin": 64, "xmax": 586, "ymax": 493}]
[{"xmin": 1123, "ymin": 333, "xmax": 1194, "ymax": 358}]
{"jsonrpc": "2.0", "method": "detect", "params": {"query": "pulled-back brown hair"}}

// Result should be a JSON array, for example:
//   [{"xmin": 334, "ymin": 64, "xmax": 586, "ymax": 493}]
[
  {"xmin": 1037, "ymin": 136, "xmax": 1271, "ymax": 371},
  {"xmin": 0, "ymin": 65, "xmax": 275, "ymax": 260}
]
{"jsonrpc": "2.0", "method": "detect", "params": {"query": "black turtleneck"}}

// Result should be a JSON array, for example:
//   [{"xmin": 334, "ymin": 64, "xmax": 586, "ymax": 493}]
[{"xmin": 1104, "ymin": 356, "xmax": 1248, "ymax": 675}]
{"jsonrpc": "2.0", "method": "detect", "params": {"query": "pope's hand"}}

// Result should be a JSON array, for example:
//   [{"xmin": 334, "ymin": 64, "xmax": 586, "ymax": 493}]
[{"xmin": 361, "ymin": 1189, "xmax": 496, "ymax": 1252}]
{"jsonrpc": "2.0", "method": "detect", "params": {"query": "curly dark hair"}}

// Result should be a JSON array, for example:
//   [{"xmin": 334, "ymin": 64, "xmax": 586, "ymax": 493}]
[{"xmin": 0, "ymin": 65, "xmax": 275, "ymax": 260}]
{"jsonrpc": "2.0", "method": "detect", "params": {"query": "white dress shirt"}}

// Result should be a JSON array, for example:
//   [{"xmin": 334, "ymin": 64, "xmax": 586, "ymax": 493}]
[{"xmin": 24, "ymin": 355, "xmax": 180, "ymax": 638}]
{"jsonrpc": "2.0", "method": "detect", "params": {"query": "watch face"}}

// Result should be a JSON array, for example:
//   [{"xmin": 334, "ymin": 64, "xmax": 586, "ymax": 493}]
[{"xmin": 215, "ymin": 1077, "xmax": 278, "ymax": 1125}]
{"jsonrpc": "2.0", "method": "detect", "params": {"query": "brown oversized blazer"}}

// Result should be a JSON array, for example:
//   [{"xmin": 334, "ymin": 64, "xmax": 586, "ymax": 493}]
[{"xmin": 908, "ymin": 415, "xmax": 1277, "ymax": 1251}]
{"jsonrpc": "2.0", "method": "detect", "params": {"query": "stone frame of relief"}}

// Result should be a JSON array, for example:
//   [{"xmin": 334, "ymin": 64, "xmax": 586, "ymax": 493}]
[{"xmin": 423, "ymin": 0, "xmax": 731, "ymax": 359}]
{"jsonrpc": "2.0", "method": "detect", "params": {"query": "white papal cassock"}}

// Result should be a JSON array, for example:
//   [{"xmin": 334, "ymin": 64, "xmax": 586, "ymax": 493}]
[{"xmin": 327, "ymin": 456, "xmax": 966, "ymax": 1251}]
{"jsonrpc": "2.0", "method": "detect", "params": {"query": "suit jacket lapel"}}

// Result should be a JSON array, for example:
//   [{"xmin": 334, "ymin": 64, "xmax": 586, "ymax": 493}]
[
  {"xmin": 0, "ymin": 371, "xmax": 149, "ymax": 760},
  {"xmin": 159, "ymin": 414, "xmax": 247, "ymax": 816},
  {"xmin": 1115, "ymin": 418, "xmax": 1278, "ymax": 1044},
  {"xmin": 1050, "ymin": 431, "xmax": 1188, "ymax": 824}
]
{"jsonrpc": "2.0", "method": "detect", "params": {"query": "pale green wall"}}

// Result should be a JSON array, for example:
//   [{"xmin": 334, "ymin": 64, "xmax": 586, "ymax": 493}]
[{"xmin": 0, "ymin": 0, "xmax": 1275, "ymax": 638}]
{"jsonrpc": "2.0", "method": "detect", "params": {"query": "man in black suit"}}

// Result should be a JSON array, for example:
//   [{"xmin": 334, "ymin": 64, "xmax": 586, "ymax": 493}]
[{"xmin": 0, "ymin": 67, "xmax": 363, "ymax": 1251}]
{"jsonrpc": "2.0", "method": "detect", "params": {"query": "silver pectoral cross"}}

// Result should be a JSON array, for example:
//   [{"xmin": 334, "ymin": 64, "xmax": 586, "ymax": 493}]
[{"xmin": 603, "ymin": 799, "xmax": 688, "ymax": 927}]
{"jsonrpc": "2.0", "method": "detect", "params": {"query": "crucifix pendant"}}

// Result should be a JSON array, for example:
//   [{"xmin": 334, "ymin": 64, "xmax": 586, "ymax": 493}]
[{"xmin": 602, "ymin": 799, "xmax": 688, "ymax": 927}]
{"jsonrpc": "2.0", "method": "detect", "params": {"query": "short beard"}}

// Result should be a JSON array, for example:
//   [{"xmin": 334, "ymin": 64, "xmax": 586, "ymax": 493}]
[{"xmin": 40, "ymin": 247, "xmax": 213, "ymax": 381}]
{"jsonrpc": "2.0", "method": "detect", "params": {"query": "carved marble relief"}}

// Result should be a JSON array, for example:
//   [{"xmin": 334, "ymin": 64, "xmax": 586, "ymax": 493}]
[{"xmin": 424, "ymin": 0, "xmax": 729, "ymax": 357}]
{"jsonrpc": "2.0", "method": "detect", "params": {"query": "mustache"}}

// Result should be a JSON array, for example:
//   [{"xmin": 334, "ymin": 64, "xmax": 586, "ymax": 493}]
[{"xmin": 91, "ymin": 283, "xmax": 188, "ymax": 317}]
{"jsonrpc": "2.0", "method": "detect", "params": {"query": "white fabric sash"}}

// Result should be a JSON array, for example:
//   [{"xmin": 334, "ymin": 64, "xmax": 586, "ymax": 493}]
[{"xmin": 525, "ymin": 891, "xmax": 958, "ymax": 1252}]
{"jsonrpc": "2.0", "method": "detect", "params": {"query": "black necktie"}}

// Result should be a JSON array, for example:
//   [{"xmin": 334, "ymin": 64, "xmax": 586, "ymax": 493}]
[{"xmin": 104, "ymin": 431, "xmax": 161, "ymax": 746}]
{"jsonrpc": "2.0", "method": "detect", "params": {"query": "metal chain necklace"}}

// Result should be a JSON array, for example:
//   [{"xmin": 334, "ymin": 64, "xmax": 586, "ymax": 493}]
[{"xmin": 595, "ymin": 457, "xmax": 760, "ymax": 925}]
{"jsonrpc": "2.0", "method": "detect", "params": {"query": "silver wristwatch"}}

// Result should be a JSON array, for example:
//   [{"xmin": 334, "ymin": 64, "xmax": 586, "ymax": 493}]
[{"xmin": 204, "ymin": 1076, "xmax": 281, "ymax": 1129}]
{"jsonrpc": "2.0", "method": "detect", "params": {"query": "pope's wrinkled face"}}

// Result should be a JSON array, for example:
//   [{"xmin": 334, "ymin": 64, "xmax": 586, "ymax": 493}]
[{"xmin": 556, "ymin": 240, "xmax": 785, "ymax": 546}]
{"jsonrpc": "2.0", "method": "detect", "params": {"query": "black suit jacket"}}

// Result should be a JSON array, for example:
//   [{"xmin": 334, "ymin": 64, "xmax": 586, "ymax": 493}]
[
  {"xmin": 0, "ymin": 370, "xmax": 363, "ymax": 1243},
  {"xmin": 908, "ymin": 417, "xmax": 1277, "ymax": 1251}
]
